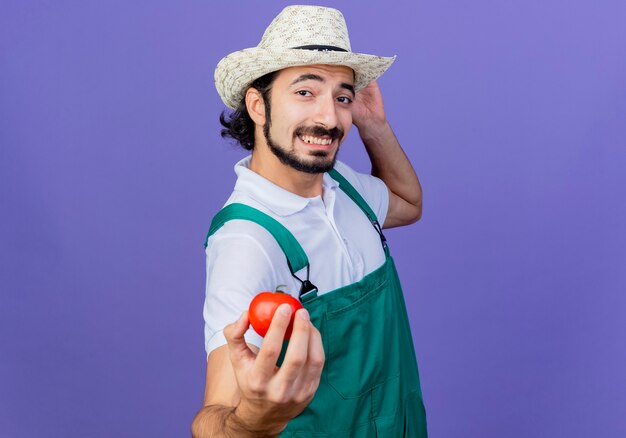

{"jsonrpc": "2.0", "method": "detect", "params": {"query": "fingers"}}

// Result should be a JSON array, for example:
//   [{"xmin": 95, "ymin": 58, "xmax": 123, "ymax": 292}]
[
  {"xmin": 253, "ymin": 304, "xmax": 292, "ymax": 380},
  {"xmin": 278, "ymin": 310, "xmax": 325, "ymax": 404},
  {"xmin": 307, "ymin": 323, "xmax": 325, "ymax": 375},
  {"xmin": 224, "ymin": 311, "xmax": 255, "ymax": 366},
  {"xmin": 228, "ymin": 306, "xmax": 325, "ymax": 411},
  {"xmin": 301, "ymin": 322, "xmax": 325, "ymax": 392},
  {"xmin": 277, "ymin": 308, "xmax": 312, "ymax": 384}
]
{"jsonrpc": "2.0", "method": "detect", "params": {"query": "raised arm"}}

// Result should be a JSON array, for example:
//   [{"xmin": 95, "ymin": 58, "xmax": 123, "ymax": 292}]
[
  {"xmin": 191, "ymin": 307, "xmax": 325, "ymax": 438},
  {"xmin": 351, "ymin": 81, "xmax": 423, "ymax": 228}
]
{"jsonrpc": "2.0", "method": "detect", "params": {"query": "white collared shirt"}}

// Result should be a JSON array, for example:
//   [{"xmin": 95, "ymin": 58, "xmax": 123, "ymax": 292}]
[{"xmin": 203, "ymin": 156, "xmax": 389, "ymax": 356}]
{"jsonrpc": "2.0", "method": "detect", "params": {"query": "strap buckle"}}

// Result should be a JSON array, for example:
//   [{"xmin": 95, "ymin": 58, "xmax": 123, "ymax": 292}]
[
  {"xmin": 372, "ymin": 220, "xmax": 389, "ymax": 252},
  {"xmin": 293, "ymin": 264, "xmax": 318, "ymax": 302}
]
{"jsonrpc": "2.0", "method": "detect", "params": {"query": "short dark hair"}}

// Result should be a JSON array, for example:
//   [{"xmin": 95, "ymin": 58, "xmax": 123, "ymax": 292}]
[{"xmin": 219, "ymin": 71, "xmax": 277, "ymax": 150}]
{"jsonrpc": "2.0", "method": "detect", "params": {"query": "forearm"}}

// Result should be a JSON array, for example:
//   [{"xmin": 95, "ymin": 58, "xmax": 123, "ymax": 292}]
[
  {"xmin": 359, "ymin": 121, "xmax": 422, "ymax": 208},
  {"xmin": 191, "ymin": 404, "xmax": 281, "ymax": 438}
]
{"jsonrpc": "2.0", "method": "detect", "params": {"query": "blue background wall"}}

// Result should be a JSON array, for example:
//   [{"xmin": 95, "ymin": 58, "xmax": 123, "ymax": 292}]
[{"xmin": 2, "ymin": 1, "xmax": 625, "ymax": 436}]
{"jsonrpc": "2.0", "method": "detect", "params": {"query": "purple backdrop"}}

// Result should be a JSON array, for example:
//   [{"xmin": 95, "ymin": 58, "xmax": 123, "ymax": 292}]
[{"xmin": 2, "ymin": 1, "xmax": 625, "ymax": 437}]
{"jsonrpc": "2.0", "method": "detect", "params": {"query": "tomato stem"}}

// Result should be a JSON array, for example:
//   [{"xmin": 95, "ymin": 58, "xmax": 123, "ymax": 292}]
[{"xmin": 275, "ymin": 284, "xmax": 287, "ymax": 293}]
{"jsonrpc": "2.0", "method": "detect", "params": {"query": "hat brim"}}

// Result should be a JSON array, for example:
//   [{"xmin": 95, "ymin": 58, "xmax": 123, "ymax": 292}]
[{"xmin": 215, "ymin": 47, "xmax": 396, "ymax": 109}]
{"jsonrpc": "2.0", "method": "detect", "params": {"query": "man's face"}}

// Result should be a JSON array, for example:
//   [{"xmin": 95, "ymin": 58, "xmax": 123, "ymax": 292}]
[{"xmin": 262, "ymin": 64, "xmax": 355, "ymax": 174}]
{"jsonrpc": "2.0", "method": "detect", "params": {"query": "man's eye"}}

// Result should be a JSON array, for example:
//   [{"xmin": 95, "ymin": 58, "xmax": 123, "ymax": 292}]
[
  {"xmin": 296, "ymin": 90, "xmax": 312, "ymax": 96},
  {"xmin": 337, "ymin": 96, "xmax": 353, "ymax": 104}
]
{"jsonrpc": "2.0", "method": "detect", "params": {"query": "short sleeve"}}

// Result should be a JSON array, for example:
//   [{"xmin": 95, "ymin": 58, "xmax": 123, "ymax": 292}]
[
  {"xmin": 333, "ymin": 161, "xmax": 389, "ymax": 225},
  {"xmin": 203, "ymin": 225, "xmax": 280, "ymax": 357}
]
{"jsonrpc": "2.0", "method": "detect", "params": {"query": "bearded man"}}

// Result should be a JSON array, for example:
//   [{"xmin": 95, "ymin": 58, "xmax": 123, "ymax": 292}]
[{"xmin": 193, "ymin": 5, "xmax": 427, "ymax": 437}]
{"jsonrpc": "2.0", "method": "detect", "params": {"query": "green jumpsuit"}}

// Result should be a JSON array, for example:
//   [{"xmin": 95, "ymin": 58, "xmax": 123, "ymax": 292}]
[{"xmin": 206, "ymin": 169, "xmax": 428, "ymax": 437}]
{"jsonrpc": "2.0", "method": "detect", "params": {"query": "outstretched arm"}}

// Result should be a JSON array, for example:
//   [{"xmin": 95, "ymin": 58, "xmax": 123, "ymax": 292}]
[{"xmin": 352, "ymin": 81, "xmax": 422, "ymax": 228}]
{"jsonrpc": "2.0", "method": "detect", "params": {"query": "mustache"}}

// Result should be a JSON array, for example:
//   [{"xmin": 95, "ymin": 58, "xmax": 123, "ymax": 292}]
[{"xmin": 294, "ymin": 125, "xmax": 344, "ymax": 141}]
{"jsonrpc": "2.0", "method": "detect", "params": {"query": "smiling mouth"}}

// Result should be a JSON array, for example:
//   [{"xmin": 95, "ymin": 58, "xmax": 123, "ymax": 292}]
[{"xmin": 298, "ymin": 135, "xmax": 333, "ymax": 146}]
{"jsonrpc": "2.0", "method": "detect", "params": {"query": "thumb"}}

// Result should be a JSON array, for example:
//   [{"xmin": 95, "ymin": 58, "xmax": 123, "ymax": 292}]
[{"xmin": 224, "ymin": 311, "xmax": 255, "ymax": 365}]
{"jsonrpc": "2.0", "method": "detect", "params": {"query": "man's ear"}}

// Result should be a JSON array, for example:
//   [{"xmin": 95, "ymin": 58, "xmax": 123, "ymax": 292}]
[{"xmin": 246, "ymin": 88, "xmax": 266, "ymax": 126}]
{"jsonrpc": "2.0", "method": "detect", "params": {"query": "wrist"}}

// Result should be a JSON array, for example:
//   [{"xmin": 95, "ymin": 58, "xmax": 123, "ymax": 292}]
[
  {"xmin": 357, "ymin": 119, "xmax": 391, "ymax": 143},
  {"xmin": 228, "ymin": 402, "xmax": 286, "ymax": 438}
]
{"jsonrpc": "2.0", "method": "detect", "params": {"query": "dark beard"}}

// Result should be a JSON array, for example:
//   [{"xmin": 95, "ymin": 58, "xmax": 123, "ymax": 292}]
[{"xmin": 263, "ymin": 121, "xmax": 342, "ymax": 174}]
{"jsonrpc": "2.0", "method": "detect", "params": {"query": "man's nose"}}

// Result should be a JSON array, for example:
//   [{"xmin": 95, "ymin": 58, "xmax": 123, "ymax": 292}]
[{"xmin": 313, "ymin": 94, "xmax": 338, "ymax": 129}]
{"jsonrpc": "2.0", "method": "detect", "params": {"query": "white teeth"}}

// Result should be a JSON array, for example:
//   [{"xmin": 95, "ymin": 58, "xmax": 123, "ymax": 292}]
[{"xmin": 300, "ymin": 135, "xmax": 332, "ymax": 145}]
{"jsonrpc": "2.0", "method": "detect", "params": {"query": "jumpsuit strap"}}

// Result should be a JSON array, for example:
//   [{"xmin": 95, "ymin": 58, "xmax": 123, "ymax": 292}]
[
  {"xmin": 328, "ymin": 169, "xmax": 390, "ymax": 255},
  {"xmin": 204, "ymin": 203, "xmax": 317, "ymax": 300}
]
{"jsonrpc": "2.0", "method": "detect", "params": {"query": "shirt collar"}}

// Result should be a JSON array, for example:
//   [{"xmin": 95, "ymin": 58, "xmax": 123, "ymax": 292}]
[{"xmin": 233, "ymin": 156, "xmax": 339, "ymax": 217}]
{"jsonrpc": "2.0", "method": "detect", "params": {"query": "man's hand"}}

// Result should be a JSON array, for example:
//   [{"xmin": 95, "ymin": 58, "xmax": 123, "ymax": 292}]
[
  {"xmin": 351, "ymin": 80, "xmax": 424, "ymax": 228},
  {"xmin": 351, "ymin": 80, "xmax": 387, "ymax": 134},
  {"xmin": 223, "ymin": 305, "xmax": 325, "ymax": 436}
]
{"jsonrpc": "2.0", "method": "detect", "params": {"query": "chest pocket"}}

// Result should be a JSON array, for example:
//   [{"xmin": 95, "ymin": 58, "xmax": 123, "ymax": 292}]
[{"xmin": 324, "ymin": 272, "xmax": 401, "ymax": 398}]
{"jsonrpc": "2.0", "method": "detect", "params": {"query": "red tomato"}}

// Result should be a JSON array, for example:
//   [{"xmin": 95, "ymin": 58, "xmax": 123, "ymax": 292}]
[{"xmin": 248, "ymin": 291, "xmax": 303, "ymax": 339}]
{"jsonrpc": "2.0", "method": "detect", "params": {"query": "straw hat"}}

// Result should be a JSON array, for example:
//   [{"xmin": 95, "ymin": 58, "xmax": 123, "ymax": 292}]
[{"xmin": 214, "ymin": 5, "xmax": 396, "ymax": 109}]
